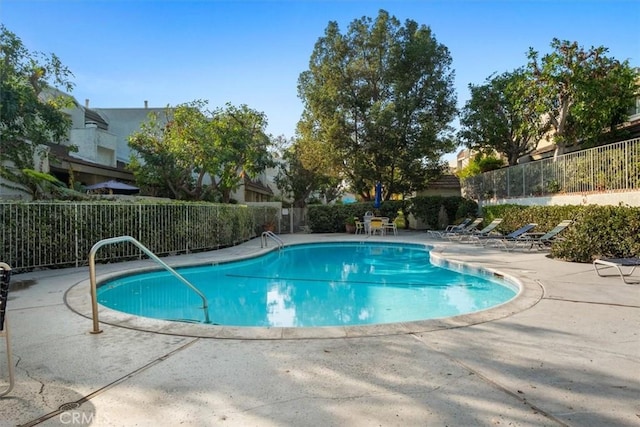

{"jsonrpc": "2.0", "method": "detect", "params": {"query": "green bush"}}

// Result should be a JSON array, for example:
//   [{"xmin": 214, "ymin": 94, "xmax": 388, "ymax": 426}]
[
  {"xmin": 409, "ymin": 196, "xmax": 478, "ymax": 229},
  {"xmin": 483, "ymin": 203, "xmax": 639, "ymax": 262},
  {"xmin": 1, "ymin": 201, "xmax": 271, "ymax": 271},
  {"xmin": 308, "ymin": 200, "xmax": 409, "ymax": 233},
  {"xmin": 551, "ymin": 205, "xmax": 640, "ymax": 262},
  {"xmin": 482, "ymin": 204, "xmax": 582, "ymax": 234}
]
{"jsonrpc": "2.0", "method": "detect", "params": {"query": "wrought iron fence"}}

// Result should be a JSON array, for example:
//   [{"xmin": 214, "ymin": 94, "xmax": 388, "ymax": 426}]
[
  {"xmin": 0, "ymin": 202, "xmax": 278, "ymax": 271},
  {"xmin": 461, "ymin": 138, "xmax": 640, "ymax": 200}
]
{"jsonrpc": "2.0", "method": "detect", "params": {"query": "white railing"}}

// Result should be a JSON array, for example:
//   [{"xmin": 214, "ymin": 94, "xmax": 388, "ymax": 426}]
[
  {"xmin": 461, "ymin": 138, "xmax": 640, "ymax": 199},
  {"xmin": 0, "ymin": 203, "xmax": 279, "ymax": 271}
]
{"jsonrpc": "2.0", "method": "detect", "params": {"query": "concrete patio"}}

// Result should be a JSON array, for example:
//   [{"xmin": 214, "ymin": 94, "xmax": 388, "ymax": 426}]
[{"xmin": 1, "ymin": 231, "xmax": 638, "ymax": 426}]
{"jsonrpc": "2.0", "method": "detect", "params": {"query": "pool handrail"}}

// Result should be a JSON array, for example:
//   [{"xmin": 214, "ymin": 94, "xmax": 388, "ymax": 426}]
[
  {"xmin": 261, "ymin": 231, "xmax": 283, "ymax": 249},
  {"xmin": 89, "ymin": 236, "xmax": 210, "ymax": 334}
]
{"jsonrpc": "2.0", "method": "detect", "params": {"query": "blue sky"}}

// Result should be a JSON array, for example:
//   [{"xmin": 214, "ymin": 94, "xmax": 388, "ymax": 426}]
[{"xmin": 2, "ymin": 0, "xmax": 639, "ymax": 158}]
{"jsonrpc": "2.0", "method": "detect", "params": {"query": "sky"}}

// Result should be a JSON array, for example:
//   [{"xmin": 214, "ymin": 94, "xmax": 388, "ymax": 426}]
[{"xmin": 2, "ymin": 0, "xmax": 639, "ymax": 161}]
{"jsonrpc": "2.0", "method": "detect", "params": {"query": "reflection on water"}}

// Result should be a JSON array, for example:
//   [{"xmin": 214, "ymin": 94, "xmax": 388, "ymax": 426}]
[{"xmin": 98, "ymin": 242, "xmax": 516, "ymax": 327}]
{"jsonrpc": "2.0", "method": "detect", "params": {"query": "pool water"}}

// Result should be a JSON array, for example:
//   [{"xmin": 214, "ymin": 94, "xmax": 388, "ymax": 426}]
[{"xmin": 97, "ymin": 242, "xmax": 517, "ymax": 327}]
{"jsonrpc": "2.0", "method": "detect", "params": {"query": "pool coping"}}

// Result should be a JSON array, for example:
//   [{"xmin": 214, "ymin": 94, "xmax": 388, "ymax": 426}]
[{"xmin": 64, "ymin": 239, "xmax": 544, "ymax": 339}]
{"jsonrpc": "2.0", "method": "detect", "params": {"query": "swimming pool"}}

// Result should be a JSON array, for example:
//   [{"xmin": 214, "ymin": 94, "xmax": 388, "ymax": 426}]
[{"xmin": 97, "ymin": 242, "xmax": 518, "ymax": 328}]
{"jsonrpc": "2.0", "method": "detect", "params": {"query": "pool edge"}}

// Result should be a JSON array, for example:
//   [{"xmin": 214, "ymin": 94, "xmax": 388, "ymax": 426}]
[{"xmin": 64, "ymin": 238, "xmax": 544, "ymax": 340}]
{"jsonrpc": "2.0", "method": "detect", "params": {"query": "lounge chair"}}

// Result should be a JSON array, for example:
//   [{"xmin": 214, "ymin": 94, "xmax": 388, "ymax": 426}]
[
  {"xmin": 456, "ymin": 218, "xmax": 504, "ymax": 242},
  {"xmin": 426, "ymin": 218, "xmax": 473, "ymax": 238},
  {"xmin": 477, "ymin": 223, "xmax": 538, "ymax": 250},
  {"xmin": 516, "ymin": 220, "xmax": 574, "ymax": 250},
  {"xmin": 593, "ymin": 257, "xmax": 640, "ymax": 284},
  {"xmin": 440, "ymin": 218, "xmax": 484, "ymax": 239}
]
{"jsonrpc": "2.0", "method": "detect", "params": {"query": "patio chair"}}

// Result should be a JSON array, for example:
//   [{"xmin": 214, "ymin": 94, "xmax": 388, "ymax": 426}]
[
  {"xmin": 369, "ymin": 217, "xmax": 384, "ymax": 235},
  {"xmin": 382, "ymin": 217, "xmax": 398, "ymax": 236},
  {"xmin": 456, "ymin": 218, "xmax": 504, "ymax": 242},
  {"xmin": 478, "ymin": 223, "xmax": 538, "ymax": 250},
  {"xmin": 0, "ymin": 262, "xmax": 14, "ymax": 397},
  {"xmin": 439, "ymin": 218, "xmax": 484, "ymax": 239},
  {"xmin": 593, "ymin": 257, "xmax": 640, "ymax": 284},
  {"xmin": 516, "ymin": 220, "xmax": 574, "ymax": 250}
]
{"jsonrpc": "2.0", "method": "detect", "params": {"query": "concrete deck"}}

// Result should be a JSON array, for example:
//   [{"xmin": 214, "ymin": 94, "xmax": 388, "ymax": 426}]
[{"xmin": 1, "ymin": 231, "xmax": 638, "ymax": 426}]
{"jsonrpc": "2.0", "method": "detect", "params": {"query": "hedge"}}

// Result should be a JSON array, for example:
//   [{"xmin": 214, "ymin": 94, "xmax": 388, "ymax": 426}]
[{"xmin": 483, "ymin": 204, "xmax": 640, "ymax": 263}]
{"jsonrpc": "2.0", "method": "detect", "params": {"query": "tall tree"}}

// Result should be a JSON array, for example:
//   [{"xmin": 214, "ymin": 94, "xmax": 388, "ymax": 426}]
[
  {"xmin": 297, "ymin": 10, "xmax": 457, "ymax": 200},
  {"xmin": 458, "ymin": 70, "xmax": 545, "ymax": 165},
  {"xmin": 525, "ymin": 38, "xmax": 638, "ymax": 157},
  {"xmin": 0, "ymin": 25, "xmax": 75, "ymax": 198}
]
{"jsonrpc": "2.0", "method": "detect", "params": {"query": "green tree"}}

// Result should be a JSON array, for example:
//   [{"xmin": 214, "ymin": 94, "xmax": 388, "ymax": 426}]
[
  {"xmin": 297, "ymin": 10, "xmax": 457, "ymax": 201},
  {"xmin": 211, "ymin": 103, "xmax": 275, "ymax": 203},
  {"xmin": 456, "ymin": 154, "xmax": 504, "ymax": 179},
  {"xmin": 0, "ymin": 25, "xmax": 75, "ymax": 199},
  {"xmin": 274, "ymin": 136, "xmax": 341, "ymax": 208},
  {"xmin": 525, "ymin": 39, "xmax": 638, "ymax": 157},
  {"xmin": 128, "ymin": 108, "xmax": 197, "ymax": 199},
  {"xmin": 128, "ymin": 101, "xmax": 274, "ymax": 202},
  {"xmin": 458, "ymin": 70, "xmax": 544, "ymax": 165}
]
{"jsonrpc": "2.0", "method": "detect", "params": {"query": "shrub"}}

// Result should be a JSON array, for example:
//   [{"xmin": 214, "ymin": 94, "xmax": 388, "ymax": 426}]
[
  {"xmin": 409, "ymin": 196, "xmax": 478, "ymax": 229},
  {"xmin": 551, "ymin": 205, "xmax": 640, "ymax": 262},
  {"xmin": 308, "ymin": 200, "xmax": 409, "ymax": 233}
]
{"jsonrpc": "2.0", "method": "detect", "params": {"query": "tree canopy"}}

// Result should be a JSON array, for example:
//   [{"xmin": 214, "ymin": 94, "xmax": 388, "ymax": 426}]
[
  {"xmin": 524, "ymin": 39, "xmax": 638, "ymax": 156},
  {"xmin": 458, "ymin": 70, "xmax": 545, "ymax": 165},
  {"xmin": 296, "ymin": 10, "xmax": 457, "ymax": 201},
  {"xmin": 0, "ymin": 25, "xmax": 76, "ymax": 198},
  {"xmin": 273, "ymin": 136, "xmax": 342, "ymax": 207},
  {"xmin": 128, "ymin": 101, "xmax": 274, "ymax": 202}
]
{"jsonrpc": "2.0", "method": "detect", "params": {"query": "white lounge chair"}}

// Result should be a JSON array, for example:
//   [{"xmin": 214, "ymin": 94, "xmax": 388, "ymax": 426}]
[
  {"xmin": 426, "ymin": 218, "xmax": 470, "ymax": 236},
  {"xmin": 593, "ymin": 257, "xmax": 640, "ymax": 284},
  {"xmin": 439, "ymin": 218, "xmax": 484, "ymax": 239},
  {"xmin": 457, "ymin": 218, "xmax": 505, "ymax": 243}
]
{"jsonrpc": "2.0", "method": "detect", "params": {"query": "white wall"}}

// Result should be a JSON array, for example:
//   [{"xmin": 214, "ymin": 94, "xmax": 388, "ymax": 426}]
[{"xmin": 480, "ymin": 191, "xmax": 640, "ymax": 208}]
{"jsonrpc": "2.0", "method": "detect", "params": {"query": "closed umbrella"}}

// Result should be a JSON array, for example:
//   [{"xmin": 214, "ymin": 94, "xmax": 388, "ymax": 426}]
[{"xmin": 373, "ymin": 181, "xmax": 382, "ymax": 209}]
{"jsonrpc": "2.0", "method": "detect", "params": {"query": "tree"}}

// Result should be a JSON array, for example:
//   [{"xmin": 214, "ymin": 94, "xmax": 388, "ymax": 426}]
[
  {"xmin": 128, "ymin": 101, "xmax": 274, "ymax": 202},
  {"xmin": 211, "ymin": 104, "xmax": 275, "ymax": 203},
  {"xmin": 525, "ymin": 38, "xmax": 638, "ymax": 157},
  {"xmin": 458, "ymin": 70, "xmax": 545, "ymax": 165},
  {"xmin": 0, "ymin": 25, "xmax": 75, "ymax": 199},
  {"xmin": 128, "ymin": 108, "xmax": 198, "ymax": 199},
  {"xmin": 297, "ymin": 10, "xmax": 457, "ymax": 201},
  {"xmin": 273, "ymin": 136, "xmax": 341, "ymax": 208}
]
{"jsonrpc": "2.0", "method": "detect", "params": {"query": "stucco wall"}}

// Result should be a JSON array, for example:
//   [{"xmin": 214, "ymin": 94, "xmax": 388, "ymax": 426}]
[{"xmin": 480, "ymin": 191, "xmax": 640, "ymax": 208}]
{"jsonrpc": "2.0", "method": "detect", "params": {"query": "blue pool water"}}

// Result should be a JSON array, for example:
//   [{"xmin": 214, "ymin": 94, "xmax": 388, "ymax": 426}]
[{"xmin": 97, "ymin": 242, "xmax": 517, "ymax": 327}]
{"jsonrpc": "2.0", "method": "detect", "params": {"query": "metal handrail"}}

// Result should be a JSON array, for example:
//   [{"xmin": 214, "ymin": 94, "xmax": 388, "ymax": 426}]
[
  {"xmin": 261, "ymin": 231, "xmax": 284, "ymax": 249},
  {"xmin": 89, "ymin": 236, "xmax": 210, "ymax": 334},
  {"xmin": 0, "ymin": 262, "xmax": 14, "ymax": 397}
]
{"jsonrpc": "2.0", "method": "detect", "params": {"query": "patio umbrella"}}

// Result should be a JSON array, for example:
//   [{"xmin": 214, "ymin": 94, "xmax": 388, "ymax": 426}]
[
  {"xmin": 85, "ymin": 180, "xmax": 140, "ymax": 195},
  {"xmin": 373, "ymin": 181, "xmax": 382, "ymax": 209}
]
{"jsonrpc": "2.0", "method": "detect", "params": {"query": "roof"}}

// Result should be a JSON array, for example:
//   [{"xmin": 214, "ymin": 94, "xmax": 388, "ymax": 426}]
[
  {"xmin": 244, "ymin": 176, "xmax": 273, "ymax": 195},
  {"xmin": 84, "ymin": 108, "xmax": 108, "ymax": 130},
  {"xmin": 427, "ymin": 174, "xmax": 461, "ymax": 190}
]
